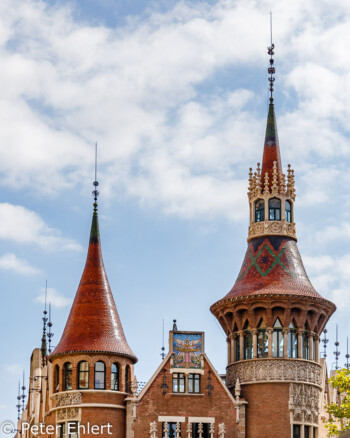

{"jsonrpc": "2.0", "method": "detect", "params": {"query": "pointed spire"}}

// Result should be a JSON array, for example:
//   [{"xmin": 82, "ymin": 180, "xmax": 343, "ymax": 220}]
[
  {"xmin": 261, "ymin": 24, "xmax": 283, "ymax": 190},
  {"xmin": 51, "ymin": 144, "xmax": 137, "ymax": 362}
]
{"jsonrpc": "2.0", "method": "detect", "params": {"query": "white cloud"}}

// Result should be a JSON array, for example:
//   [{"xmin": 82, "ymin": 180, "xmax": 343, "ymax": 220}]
[
  {"xmin": 0, "ymin": 203, "xmax": 82, "ymax": 251},
  {"xmin": 0, "ymin": 0, "xmax": 347, "ymax": 221},
  {"xmin": 35, "ymin": 286, "xmax": 71, "ymax": 308},
  {"xmin": 0, "ymin": 253, "xmax": 41, "ymax": 275}
]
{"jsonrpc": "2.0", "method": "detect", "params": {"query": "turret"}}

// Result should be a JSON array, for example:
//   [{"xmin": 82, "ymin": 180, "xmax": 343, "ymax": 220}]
[{"xmin": 210, "ymin": 35, "xmax": 335, "ymax": 438}]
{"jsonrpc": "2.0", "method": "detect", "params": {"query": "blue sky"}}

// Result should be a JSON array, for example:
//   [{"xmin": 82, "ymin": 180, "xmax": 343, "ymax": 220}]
[{"xmin": 0, "ymin": 0, "xmax": 350, "ymax": 428}]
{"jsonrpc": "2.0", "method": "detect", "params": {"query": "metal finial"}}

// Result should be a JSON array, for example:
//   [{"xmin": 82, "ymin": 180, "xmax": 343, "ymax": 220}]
[
  {"xmin": 322, "ymin": 328, "xmax": 329, "ymax": 358},
  {"xmin": 92, "ymin": 142, "xmax": 99, "ymax": 206},
  {"xmin": 161, "ymin": 319, "xmax": 165, "ymax": 360},
  {"xmin": 21, "ymin": 372, "xmax": 26, "ymax": 412},
  {"xmin": 16, "ymin": 381, "xmax": 21, "ymax": 420},
  {"xmin": 47, "ymin": 302, "xmax": 54, "ymax": 354},
  {"xmin": 334, "ymin": 324, "xmax": 340, "ymax": 370},
  {"xmin": 345, "ymin": 336, "xmax": 350, "ymax": 369},
  {"xmin": 267, "ymin": 12, "xmax": 275, "ymax": 102},
  {"xmin": 41, "ymin": 280, "xmax": 48, "ymax": 362},
  {"xmin": 173, "ymin": 319, "xmax": 178, "ymax": 331}
]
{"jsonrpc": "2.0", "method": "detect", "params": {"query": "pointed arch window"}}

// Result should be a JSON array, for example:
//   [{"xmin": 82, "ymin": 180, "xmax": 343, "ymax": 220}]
[
  {"xmin": 111, "ymin": 363, "xmax": 120, "ymax": 391},
  {"xmin": 125, "ymin": 365, "xmax": 130, "ymax": 394},
  {"xmin": 63, "ymin": 362, "xmax": 72, "ymax": 391},
  {"xmin": 94, "ymin": 361, "xmax": 106, "ymax": 389},
  {"xmin": 243, "ymin": 322, "xmax": 253, "ymax": 360},
  {"xmin": 257, "ymin": 319, "xmax": 268, "ymax": 358},
  {"xmin": 272, "ymin": 318, "xmax": 284, "ymax": 357},
  {"xmin": 269, "ymin": 198, "xmax": 281, "ymax": 221},
  {"xmin": 303, "ymin": 331, "xmax": 309, "ymax": 360},
  {"xmin": 285, "ymin": 200, "xmax": 292, "ymax": 223},
  {"xmin": 255, "ymin": 199, "xmax": 265, "ymax": 222},
  {"xmin": 54, "ymin": 365, "xmax": 60, "ymax": 393},
  {"xmin": 77, "ymin": 361, "xmax": 89, "ymax": 389},
  {"xmin": 288, "ymin": 322, "xmax": 298, "ymax": 358},
  {"xmin": 235, "ymin": 336, "xmax": 240, "ymax": 362}
]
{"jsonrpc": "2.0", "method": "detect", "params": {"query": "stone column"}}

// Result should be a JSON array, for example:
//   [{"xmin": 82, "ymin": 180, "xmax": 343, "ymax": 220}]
[
  {"xmin": 252, "ymin": 330, "xmax": 258, "ymax": 359},
  {"xmin": 267, "ymin": 328, "xmax": 273, "ymax": 358},
  {"xmin": 297, "ymin": 330, "xmax": 302, "ymax": 359},
  {"xmin": 227, "ymin": 337, "xmax": 231, "ymax": 365},
  {"xmin": 283, "ymin": 329, "xmax": 288, "ymax": 358},
  {"xmin": 231, "ymin": 335, "xmax": 235, "ymax": 363},
  {"xmin": 239, "ymin": 331, "xmax": 244, "ymax": 361},
  {"xmin": 314, "ymin": 334, "xmax": 320, "ymax": 363}
]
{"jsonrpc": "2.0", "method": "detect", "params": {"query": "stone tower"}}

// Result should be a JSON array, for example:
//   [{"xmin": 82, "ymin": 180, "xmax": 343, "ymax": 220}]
[
  {"xmin": 49, "ymin": 199, "xmax": 137, "ymax": 437},
  {"xmin": 210, "ymin": 51, "xmax": 336, "ymax": 437}
]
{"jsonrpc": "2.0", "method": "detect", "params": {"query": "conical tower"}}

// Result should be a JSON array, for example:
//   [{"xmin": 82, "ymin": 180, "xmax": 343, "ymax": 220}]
[
  {"xmin": 210, "ymin": 42, "xmax": 335, "ymax": 438},
  {"xmin": 49, "ymin": 168, "xmax": 136, "ymax": 437}
]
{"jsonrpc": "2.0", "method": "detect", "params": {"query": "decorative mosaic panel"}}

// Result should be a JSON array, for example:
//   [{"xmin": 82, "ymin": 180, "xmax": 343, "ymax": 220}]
[{"xmin": 172, "ymin": 333, "xmax": 203, "ymax": 369}]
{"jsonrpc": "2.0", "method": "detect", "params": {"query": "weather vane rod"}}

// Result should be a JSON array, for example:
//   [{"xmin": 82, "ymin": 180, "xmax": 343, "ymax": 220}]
[
  {"xmin": 268, "ymin": 12, "xmax": 275, "ymax": 102},
  {"xmin": 92, "ymin": 142, "xmax": 99, "ymax": 205}
]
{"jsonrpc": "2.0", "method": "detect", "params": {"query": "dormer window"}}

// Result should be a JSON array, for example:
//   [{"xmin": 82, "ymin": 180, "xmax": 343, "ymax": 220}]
[
  {"xmin": 255, "ymin": 199, "xmax": 265, "ymax": 222},
  {"xmin": 285, "ymin": 200, "xmax": 292, "ymax": 223},
  {"xmin": 269, "ymin": 198, "xmax": 281, "ymax": 221}
]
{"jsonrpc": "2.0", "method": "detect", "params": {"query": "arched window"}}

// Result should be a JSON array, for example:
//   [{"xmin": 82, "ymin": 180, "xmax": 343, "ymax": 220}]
[
  {"xmin": 111, "ymin": 363, "xmax": 120, "ymax": 391},
  {"xmin": 77, "ymin": 361, "xmax": 89, "ymax": 389},
  {"xmin": 235, "ymin": 336, "xmax": 240, "ymax": 362},
  {"xmin": 255, "ymin": 199, "xmax": 265, "ymax": 222},
  {"xmin": 63, "ymin": 362, "xmax": 72, "ymax": 391},
  {"xmin": 243, "ymin": 322, "xmax": 253, "ymax": 360},
  {"xmin": 269, "ymin": 198, "xmax": 281, "ymax": 221},
  {"xmin": 272, "ymin": 318, "xmax": 284, "ymax": 357},
  {"xmin": 94, "ymin": 361, "xmax": 106, "ymax": 389},
  {"xmin": 285, "ymin": 200, "xmax": 292, "ymax": 223},
  {"xmin": 54, "ymin": 365, "xmax": 60, "ymax": 393},
  {"xmin": 125, "ymin": 365, "xmax": 130, "ymax": 393},
  {"xmin": 257, "ymin": 319, "xmax": 268, "ymax": 358},
  {"xmin": 288, "ymin": 322, "xmax": 298, "ymax": 358},
  {"xmin": 303, "ymin": 331, "xmax": 309, "ymax": 359}
]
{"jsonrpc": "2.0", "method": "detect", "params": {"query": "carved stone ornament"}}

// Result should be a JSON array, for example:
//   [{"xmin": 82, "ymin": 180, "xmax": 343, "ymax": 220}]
[
  {"xmin": 248, "ymin": 220, "xmax": 296, "ymax": 241},
  {"xmin": 54, "ymin": 392, "xmax": 82, "ymax": 408},
  {"xmin": 289, "ymin": 383, "xmax": 320, "ymax": 425},
  {"xmin": 226, "ymin": 359, "xmax": 322, "ymax": 389}
]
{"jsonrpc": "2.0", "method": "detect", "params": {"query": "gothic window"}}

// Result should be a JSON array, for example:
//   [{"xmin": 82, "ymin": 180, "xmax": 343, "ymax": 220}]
[
  {"xmin": 59, "ymin": 423, "xmax": 66, "ymax": 438},
  {"xmin": 255, "ymin": 199, "xmax": 265, "ymax": 222},
  {"xmin": 94, "ymin": 361, "xmax": 106, "ymax": 389},
  {"xmin": 162, "ymin": 423, "xmax": 180, "ymax": 438},
  {"xmin": 243, "ymin": 323, "xmax": 253, "ymax": 360},
  {"xmin": 269, "ymin": 198, "xmax": 281, "ymax": 221},
  {"xmin": 63, "ymin": 362, "xmax": 72, "ymax": 391},
  {"xmin": 67, "ymin": 422, "xmax": 79, "ymax": 438},
  {"xmin": 303, "ymin": 332, "xmax": 309, "ymax": 360},
  {"xmin": 285, "ymin": 200, "xmax": 292, "ymax": 223},
  {"xmin": 77, "ymin": 361, "xmax": 89, "ymax": 390},
  {"xmin": 54, "ymin": 365, "xmax": 60, "ymax": 393},
  {"xmin": 304, "ymin": 426, "xmax": 310, "ymax": 438},
  {"xmin": 192, "ymin": 423, "xmax": 210, "ymax": 438},
  {"xmin": 272, "ymin": 318, "xmax": 284, "ymax": 357},
  {"xmin": 257, "ymin": 320, "xmax": 268, "ymax": 358},
  {"xmin": 111, "ymin": 363, "xmax": 119, "ymax": 391},
  {"xmin": 172, "ymin": 373, "xmax": 185, "ymax": 393},
  {"xmin": 312, "ymin": 336, "xmax": 316, "ymax": 361},
  {"xmin": 125, "ymin": 365, "xmax": 130, "ymax": 393},
  {"xmin": 188, "ymin": 374, "xmax": 200, "ymax": 393},
  {"xmin": 288, "ymin": 322, "xmax": 298, "ymax": 358},
  {"xmin": 235, "ymin": 336, "xmax": 240, "ymax": 361},
  {"xmin": 293, "ymin": 425, "xmax": 301, "ymax": 438}
]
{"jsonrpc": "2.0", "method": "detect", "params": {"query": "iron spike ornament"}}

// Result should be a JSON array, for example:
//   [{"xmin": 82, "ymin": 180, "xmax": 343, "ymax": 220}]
[
  {"xmin": 92, "ymin": 142, "xmax": 99, "ymax": 204},
  {"xmin": 21, "ymin": 372, "xmax": 26, "ymax": 412},
  {"xmin": 16, "ymin": 381, "xmax": 21, "ymax": 420},
  {"xmin": 345, "ymin": 336, "xmax": 350, "ymax": 369},
  {"xmin": 267, "ymin": 12, "xmax": 275, "ymax": 102},
  {"xmin": 41, "ymin": 280, "xmax": 48, "ymax": 364},
  {"xmin": 47, "ymin": 302, "xmax": 54, "ymax": 354},
  {"xmin": 334, "ymin": 324, "xmax": 340, "ymax": 370},
  {"xmin": 322, "ymin": 328, "xmax": 329, "ymax": 358}
]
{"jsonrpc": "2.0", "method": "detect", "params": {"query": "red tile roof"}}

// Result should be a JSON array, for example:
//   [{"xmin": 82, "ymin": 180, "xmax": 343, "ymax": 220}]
[{"xmin": 51, "ymin": 206, "xmax": 137, "ymax": 362}]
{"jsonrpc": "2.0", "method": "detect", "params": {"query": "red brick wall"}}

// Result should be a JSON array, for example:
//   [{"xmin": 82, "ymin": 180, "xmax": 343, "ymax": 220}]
[
  {"xmin": 242, "ymin": 383, "xmax": 290, "ymax": 438},
  {"xmin": 133, "ymin": 357, "xmax": 239, "ymax": 437}
]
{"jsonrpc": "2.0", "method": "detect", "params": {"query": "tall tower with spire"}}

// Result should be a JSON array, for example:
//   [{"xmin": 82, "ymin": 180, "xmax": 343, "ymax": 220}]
[
  {"xmin": 48, "ymin": 151, "xmax": 137, "ymax": 437},
  {"xmin": 210, "ymin": 38, "xmax": 336, "ymax": 438}
]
